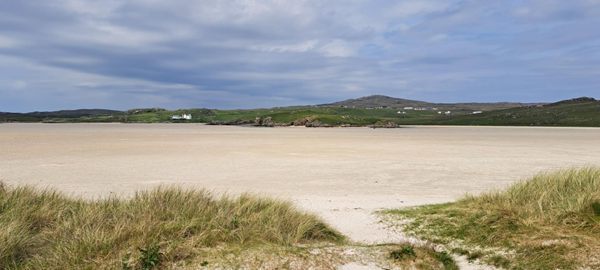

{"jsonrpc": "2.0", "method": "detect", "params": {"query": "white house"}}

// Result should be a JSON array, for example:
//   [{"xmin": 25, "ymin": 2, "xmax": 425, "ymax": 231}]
[
  {"xmin": 472, "ymin": 111, "xmax": 483, "ymax": 115},
  {"xmin": 172, "ymin": 114, "xmax": 192, "ymax": 120},
  {"xmin": 444, "ymin": 111, "xmax": 452, "ymax": 115},
  {"xmin": 397, "ymin": 111, "xmax": 406, "ymax": 114},
  {"xmin": 404, "ymin": 107, "xmax": 413, "ymax": 110}
]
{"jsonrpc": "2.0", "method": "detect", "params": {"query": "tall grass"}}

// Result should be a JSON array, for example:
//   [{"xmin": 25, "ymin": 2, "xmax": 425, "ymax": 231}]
[
  {"xmin": 0, "ymin": 185, "xmax": 342, "ymax": 269},
  {"xmin": 385, "ymin": 167, "xmax": 600, "ymax": 269},
  {"xmin": 464, "ymin": 167, "xmax": 600, "ymax": 228}
]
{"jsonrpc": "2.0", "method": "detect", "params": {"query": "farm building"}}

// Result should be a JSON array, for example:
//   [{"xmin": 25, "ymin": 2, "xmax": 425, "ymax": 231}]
[{"xmin": 172, "ymin": 114, "xmax": 192, "ymax": 120}]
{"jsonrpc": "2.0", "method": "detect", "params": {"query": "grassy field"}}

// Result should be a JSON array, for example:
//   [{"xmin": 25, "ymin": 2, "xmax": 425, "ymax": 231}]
[
  {"xmin": 2, "ymin": 97, "xmax": 598, "ymax": 127},
  {"xmin": 411, "ymin": 98, "xmax": 600, "ymax": 127},
  {"xmin": 381, "ymin": 167, "xmax": 600, "ymax": 269},
  {"xmin": 0, "ymin": 184, "xmax": 344, "ymax": 269}
]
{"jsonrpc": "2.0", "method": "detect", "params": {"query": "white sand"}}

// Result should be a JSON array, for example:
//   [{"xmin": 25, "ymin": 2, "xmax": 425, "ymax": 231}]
[{"xmin": 2, "ymin": 123, "xmax": 599, "ymax": 253}]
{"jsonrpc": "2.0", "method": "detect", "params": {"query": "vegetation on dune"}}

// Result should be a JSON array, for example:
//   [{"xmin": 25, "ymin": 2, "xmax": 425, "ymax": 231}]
[
  {"xmin": 388, "ymin": 245, "xmax": 459, "ymax": 270},
  {"xmin": 382, "ymin": 167, "xmax": 600, "ymax": 269},
  {"xmin": 0, "ymin": 184, "xmax": 343, "ymax": 269}
]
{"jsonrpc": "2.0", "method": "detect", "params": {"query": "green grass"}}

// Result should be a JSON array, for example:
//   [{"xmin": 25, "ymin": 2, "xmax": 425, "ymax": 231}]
[
  {"xmin": 0, "ymin": 184, "xmax": 343, "ymax": 269},
  {"xmin": 413, "ymin": 99, "xmax": 600, "ymax": 127},
  {"xmin": 382, "ymin": 167, "xmax": 600, "ymax": 269},
  {"xmin": 386, "ymin": 244, "xmax": 459, "ymax": 270},
  {"xmin": 4, "ymin": 97, "xmax": 598, "ymax": 127},
  {"xmin": 99, "ymin": 98, "xmax": 600, "ymax": 127}
]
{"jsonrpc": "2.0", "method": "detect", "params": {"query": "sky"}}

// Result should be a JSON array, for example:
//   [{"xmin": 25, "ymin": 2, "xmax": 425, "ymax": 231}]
[{"xmin": 1, "ymin": 0, "xmax": 599, "ymax": 112}]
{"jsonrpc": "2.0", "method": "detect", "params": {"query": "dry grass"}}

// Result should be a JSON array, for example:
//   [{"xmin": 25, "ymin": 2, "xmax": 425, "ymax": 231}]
[
  {"xmin": 469, "ymin": 167, "xmax": 600, "ymax": 228},
  {"xmin": 0, "ymin": 184, "xmax": 343, "ymax": 269},
  {"xmin": 383, "ymin": 167, "xmax": 600, "ymax": 269}
]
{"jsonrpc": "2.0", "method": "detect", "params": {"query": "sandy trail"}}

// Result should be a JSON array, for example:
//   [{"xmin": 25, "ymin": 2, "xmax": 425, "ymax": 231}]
[{"xmin": 1, "ymin": 123, "xmax": 599, "ymax": 268}]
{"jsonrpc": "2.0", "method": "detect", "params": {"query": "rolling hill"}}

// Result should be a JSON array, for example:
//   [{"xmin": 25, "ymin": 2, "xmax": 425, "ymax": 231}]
[
  {"xmin": 422, "ymin": 97, "xmax": 600, "ymax": 127},
  {"xmin": 320, "ymin": 95, "xmax": 544, "ymax": 112},
  {"xmin": 0, "ymin": 109, "xmax": 121, "ymax": 122},
  {"xmin": 1, "ymin": 96, "xmax": 598, "ymax": 127}
]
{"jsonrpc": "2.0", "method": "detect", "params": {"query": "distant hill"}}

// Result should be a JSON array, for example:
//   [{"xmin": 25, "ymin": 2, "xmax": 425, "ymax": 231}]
[
  {"xmin": 1, "ymin": 109, "xmax": 121, "ymax": 122},
  {"xmin": 1, "ymin": 96, "xmax": 598, "ymax": 127},
  {"xmin": 422, "ymin": 97, "xmax": 600, "ymax": 127},
  {"xmin": 320, "ymin": 95, "xmax": 544, "ymax": 112}
]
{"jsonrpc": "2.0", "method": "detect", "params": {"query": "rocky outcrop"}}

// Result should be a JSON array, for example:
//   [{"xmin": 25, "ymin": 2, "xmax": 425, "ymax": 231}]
[
  {"xmin": 368, "ymin": 122, "xmax": 401, "ymax": 129},
  {"xmin": 208, "ymin": 120, "xmax": 251, "ymax": 125},
  {"xmin": 305, "ymin": 121, "xmax": 335, "ymax": 128}
]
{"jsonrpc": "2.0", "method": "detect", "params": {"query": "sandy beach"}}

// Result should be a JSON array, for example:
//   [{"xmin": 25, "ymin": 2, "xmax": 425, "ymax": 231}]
[{"xmin": 2, "ymin": 123, "xmax": 599, "ymax": 246}]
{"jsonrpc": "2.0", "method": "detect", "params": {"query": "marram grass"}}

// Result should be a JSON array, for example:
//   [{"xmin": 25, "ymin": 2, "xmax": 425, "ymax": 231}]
[
  {"xmin": 466, "ymin": 166, "xmax": 600, "ymax": 228},
  {"xmin": 384, "ymin": 167, "xmax": 600, "ymax": 269},
  {"xmin": 0, "ymin": 185, "xmax": 343, "ymax": 269}
]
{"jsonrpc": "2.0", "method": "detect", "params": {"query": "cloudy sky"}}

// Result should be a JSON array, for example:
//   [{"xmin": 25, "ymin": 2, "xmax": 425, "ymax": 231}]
[{"xmin": 1, "ymin": 0, "xmax": 599, "ymax": 112}]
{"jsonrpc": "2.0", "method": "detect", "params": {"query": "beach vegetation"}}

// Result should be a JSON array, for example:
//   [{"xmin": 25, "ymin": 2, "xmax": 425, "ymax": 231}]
[
  {"xmin": 0, "ymin": 184, "xmax": 343, "ymax": 269},
  {"xmin": 382, "ymin": 167, "xmax": 600, "ymax": 269}
]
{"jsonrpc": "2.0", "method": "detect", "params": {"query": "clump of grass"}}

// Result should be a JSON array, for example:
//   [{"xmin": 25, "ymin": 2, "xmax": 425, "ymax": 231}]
[
  {"xmin": 386, "ymin": 244, "xmax": 458, "ymax": 270},
  {"xmin": 0, "ymin": 184, "xmax": 343, "ymax": 269},
  {"xmin": 389, "ymin": 246, "xmax": 416, "ymax": 261},
  {"xmin": 469, "ymin": 167, "xmax": 600, "ymax": 228},
  {"xmin": 383, "ymin": 167, "xmax": 600, "ymax": 269}
]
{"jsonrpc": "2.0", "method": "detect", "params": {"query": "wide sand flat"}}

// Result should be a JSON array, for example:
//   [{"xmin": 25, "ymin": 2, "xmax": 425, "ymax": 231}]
[{"xmin": 2, "ymin": 123, "xmax": 599, "ymax": 245}]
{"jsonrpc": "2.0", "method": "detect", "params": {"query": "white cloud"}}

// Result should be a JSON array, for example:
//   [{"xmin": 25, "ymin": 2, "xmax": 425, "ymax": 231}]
[
  {"xmin": 319, "ymin": 40, "xmax": 355, "ymax": 57},
  {"xmin": 0, "ymin": 36, "xmax": 21, "ymax": 48},
  {"xmin": 13, "ymin": 81, "xmax": 28, "ymax": 89},
  {"xmin": 386, "ymin": 0, "xmax": 449, "ymax": 17},
  {"xmin": 252, "ymin": 40, "xmax": 318, "ymax": 53},
  {"xmin": 429, "ymin": 34, "xmax": 448, "ymax": 42},
  {"xmin": 59, "ymin": 0, "xmax": 122, "ymax": 18}
]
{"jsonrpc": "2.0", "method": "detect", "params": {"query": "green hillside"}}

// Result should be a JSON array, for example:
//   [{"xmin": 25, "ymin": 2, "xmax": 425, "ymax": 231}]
[
  {"xmin": 0, "ymin": 109, "xmax": 120, "ymax": 122},
  {"xmin": 321, "ymin": 95, "xmax": 543, "ymax": 112},
  {"xmin": 416, "ymin": 97, "xmax": 600, "ymax": 127},
  {"xmin": 2, "ymin": 97, "xmax": 598, "ymax": 127}
]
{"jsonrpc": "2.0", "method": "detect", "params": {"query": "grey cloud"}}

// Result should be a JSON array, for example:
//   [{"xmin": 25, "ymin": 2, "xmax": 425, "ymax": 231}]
[{"xmin": 0, "ymin": 0, "xmax": 599, "ymax": 112}]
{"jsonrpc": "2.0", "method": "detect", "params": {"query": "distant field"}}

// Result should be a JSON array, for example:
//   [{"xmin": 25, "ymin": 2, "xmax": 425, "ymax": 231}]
[{"xmin": 2, "ymin": 97, "xmax": 598, "ymax": 127}]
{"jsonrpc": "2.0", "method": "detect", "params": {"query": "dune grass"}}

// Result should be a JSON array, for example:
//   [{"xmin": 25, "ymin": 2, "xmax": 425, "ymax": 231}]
[
  {"xmin": 382, "ymin": 167, "xmax": 600, "ymax": 269},
  {"xmin": 0, "ymin": 184, "xmax": 343, "ymax": 269}
]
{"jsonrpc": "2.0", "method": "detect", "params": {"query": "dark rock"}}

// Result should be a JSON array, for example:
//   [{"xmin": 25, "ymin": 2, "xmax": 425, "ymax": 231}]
[
  {"xmin": 208, "ymin": 120, "xmax": 251, "ymax": 125},
  {"xmin": 368, "ymin": 122, "xmax": 401, "ymax": 129}
]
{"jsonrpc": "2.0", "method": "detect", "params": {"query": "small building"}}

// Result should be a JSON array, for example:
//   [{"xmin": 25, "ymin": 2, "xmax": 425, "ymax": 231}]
[
  {"xmin": 472, "ymin": 111, "xmax": 483, "ymax": 115},
  {"xmin": 432, "ymin": 108, "xmax": 438, "ymax": 110},
  {"xmin": 172, "ymin": 114, "xmax": 192, "ymax": 120},
  {"xmin": 404, "ymin": 107, "xmax": 413, "ymax": 110},
  {"xmin": 438, "ymin": 111, "xmax": 442, "ymax": 114},
  {"xmin": 397, "ymin": 111, "xmax": 406, "ymax": 114},
  {"xmin": 444, "ymin": 111, "xmax": 452, "ymax": 115}
]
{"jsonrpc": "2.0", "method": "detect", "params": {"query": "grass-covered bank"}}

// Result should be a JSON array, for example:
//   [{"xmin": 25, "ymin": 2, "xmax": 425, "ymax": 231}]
[
  {"xmin": 0, "ymin": 184, "xmax": 343, "ymax": 269},
  {"xmin": 381, "ymin": 167, "xmax": 600, "ymax": 269}
]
